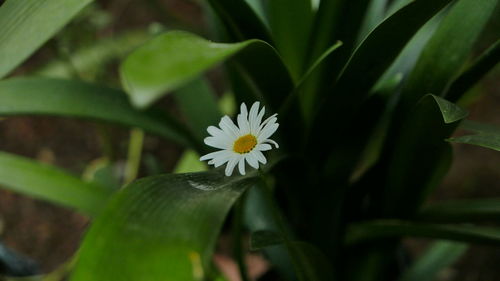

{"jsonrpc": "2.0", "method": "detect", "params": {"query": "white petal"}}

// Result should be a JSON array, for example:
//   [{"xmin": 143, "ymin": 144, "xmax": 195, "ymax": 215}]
[
  {"xmin": 258, "ymin": 123, "xmax": 279, "ymax": 142},
  {"xmin": 225, "ymin": 156, "xmax": 239, "ymax": 176},
  {"xmin": 207, "ymin": 126, "xmax": 225, "ymax": 137},
  {"xmin": 253, "ymin": 150, "xmax": 267, "ymax": 164},
  {"xmin": 245, "ymin": 153, "xmax": 259, "ymax": 169},
  {"xmin": 238, "ymin": 157, "xmax": 246, "ymax": 175},
  {"xmin": 200, "ymin": 150, "xmax": 226, "ymax": 161},
  {"xmin": 253, "ymin": 106, "xmax": 265, "ymax": 133},
  {"xmin": 219, "ymin": 116, "xmax": 240, "ymax": 138},
  {"xmin": 255, "ymin": 143, "xmax": 272, "ymax": 151},
  {"xmin": 239, "ymin": 103, "xmax": 248, "ymax": 119},
  {"xmin": 237, "ymin": 112, "xmax": 250, "ymax": 135},
  {"xmin": 263, "ymin": 139, "xmax": 279, "ymax": 148},
  {"xmin": 204, "ymin": 136, "xmax": 231, "ymax": 149},
  {"xmin": 212, "ymin": 151, "xmax": 234, "ymax": 167}
]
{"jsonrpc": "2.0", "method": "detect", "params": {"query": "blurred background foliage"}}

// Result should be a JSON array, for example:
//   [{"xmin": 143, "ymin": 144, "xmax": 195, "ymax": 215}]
[{"xmin": 0, "ymin": 0, "xmax": 498, "ymax": 280}]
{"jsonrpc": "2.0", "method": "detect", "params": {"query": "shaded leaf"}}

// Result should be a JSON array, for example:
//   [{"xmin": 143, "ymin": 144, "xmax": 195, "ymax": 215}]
[
  {"xmin": 398, "ymin": 240, "xmax": 467, "ymax": 281},
  {"xmin": 346, "ymin": 220, "xmax": 500, "ymax": 246},
  {"xmin": 445, "ymin": 39, "xmax": 500, "ymax": 102},
  {"xmin": 0, "ymin": 151, "xmax": 111, "ymax": 216},
  {"xmin": 447, "ymin": 134, "xmax": 500, "ymax": 152},
  {"xmin": 419, "ymin": 198, "xmax": 500, "ymax": 222},
  {"xmin": 250, "ymin": 230, "xmax": 283, "ymax": 250},
  {"xmin": 71, "ymin": 171, "xmax": 257, "ymax": 281},
  {"xmin": 0, "ymin": 78, "xmax": 196, "ymax": 148},
  {"xmin": 0, "ymin": 0, "xmax": 93, "ymax": 79}
]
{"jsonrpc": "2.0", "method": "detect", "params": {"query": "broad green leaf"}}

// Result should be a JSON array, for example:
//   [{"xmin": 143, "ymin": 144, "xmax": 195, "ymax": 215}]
[
  {"xmin": 266, "ymin": 0, "xmax": 313, "ymax": 80},
  {"xmin": 71, "ymin": 171, "xmax": 257, "ymax": 281},
  {"xmin": 346, "ymin": 220, "xmax": 500, "ymax": 246},
  {"xmin": 0, "ymin": 151, "xmax": 111, "ymax": 216},
  {"xmin": 447, "ymin": 134, "xmax": 500, "ymax": 152},
  {"xmin": 460, "ymin": 120, "xmax": 500, "ymax": 134},
  {"xmin": 357, "ymin": 0, "xmax": 389, "ymax": 43},
  {"xmin": 120, "ymin": 31, "xmax": 293, "ymax": 110},
  {"xmin": 445, "ymin": 39, "xmax": 500, "ymax": 102},
  {"xmin": 0, "ymin": 0, "xmax": 93, "ymax": 79},
  {"xmin": 174, "ymin": 79, "xmax": 221, "ymax": 144},
  {"xmin": 398, "ymin": 240, "xmax": 467, "ymax": 281},
  {"xmin": 400, "ymin": 0, "xmax": 498, "ymax": 109},
  {"xmin": 0, "ymin": 78, "xmax": 197, "ymax": 148},
  {"xmin": 419, "ymin": 198, "xmax": 500, "ymax": 222},
  {"xmin": 207, "ymin": 0, "xmax": 272, "ymax": 42},
  {"xmin": 433, "ymin": 95, "xmax": 468, "ymax": 123}
]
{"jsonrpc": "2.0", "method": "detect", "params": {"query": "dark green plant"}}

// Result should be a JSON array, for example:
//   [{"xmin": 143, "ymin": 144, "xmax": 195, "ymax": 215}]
[{"xmin": 0, "ymin": 0, "xmax": 499, "ymax": 280}]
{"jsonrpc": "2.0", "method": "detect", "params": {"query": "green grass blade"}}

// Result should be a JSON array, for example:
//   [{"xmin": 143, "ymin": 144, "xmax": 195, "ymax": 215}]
[
  {"xmin": 398, "ymin": 240, "xmax": 467, "ymax": 281},
  {"xmin": 70, "ymin": 171, "xmax": 257, "ymax": 281},
  {"xmin": 400, "ymin": 0, "xmax": 498, "ymax": 109},
  {"xmin": 419, "ymin": 199, "xmax": 500, "ymax": 222},
  {"xmin": 445, "ymin": 39, "xmax": 500, "ymax": 102},
  {"xmin": 346, "ymin": 220, "xmax": 500, "ymax": 246},
  {"xmin": 207, "ymin": 0, "xmax": 272, "ymax": 42},
  {"xmin": 0, "ymin": 151, "xmax": 111, "ymax": 217},
  {"xmin": 266, "ymin": 0, "xmax": 313, "ymax": 80},
  {"xmin": 120, "ymin": 31, "xmax": 293, "ymax": 110},
  {"xmin": 0, "ymin": 0, "xmax": 92, "ymax": 79},
  {"xmin": 0, "ymin": 78, "xmax": 196, "ymax": 148}
]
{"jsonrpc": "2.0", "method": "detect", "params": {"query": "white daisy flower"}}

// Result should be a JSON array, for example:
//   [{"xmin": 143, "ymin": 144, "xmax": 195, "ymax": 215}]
[{"xmin": 200, "ymin": 101, "xmax": 279, "ymax": 176}]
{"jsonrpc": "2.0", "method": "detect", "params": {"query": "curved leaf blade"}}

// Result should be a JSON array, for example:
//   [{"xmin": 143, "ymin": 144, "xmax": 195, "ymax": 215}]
[
  {"xmin": 346, "ymin": 220, "xmax": 500, "ymax": 246},
  {"xmin": 71, "ymin": 171, "xmax": 257, "ymax": 281},
  {"xmin": 0, "ymin": 151, "xmax": 111, "ymax": 216},
  {"xmin": 120, "ymin": 31, "xmax": 293, "ymax": 113},
  {"xmin": 0, "ymin": 78, "xmax": 195, "ymax": 147},
  {"xmin": 0, "ymin": 0, "xmax": 93, "ymax": 79},
  {"xmin": 419, "ymin": 198, "xmax": 500, "ymax": 222},
  {"xmin": 447, "ymin": 134, "xmax": 500, "ymax": 152}
]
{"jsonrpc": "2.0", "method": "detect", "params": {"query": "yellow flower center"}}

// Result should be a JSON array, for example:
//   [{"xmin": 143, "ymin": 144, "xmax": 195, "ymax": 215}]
[{"xmin": 233, "ymin": 134, "xmax": 257, "ymax": 154}]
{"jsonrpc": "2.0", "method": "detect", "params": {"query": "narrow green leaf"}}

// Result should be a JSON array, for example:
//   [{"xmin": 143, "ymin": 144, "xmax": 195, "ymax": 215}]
[
  {"xmin": 120, "ymin": 31, "xmax": 293, "ymax": 110},
  {"xmin": 311, "ymin": 0, "xmax": 453, "ymax": 147},
  {"xmin": 71, "ymin": 171, "xmax": 257, "ymax": 281},
  {"xmin": 460, "ymin": 120, "xmax": 500, "ymax": 134},
  {"xmin": 174, "ymin": 79, "xmax": 221, "ymax": 143},
  {"xmin": 432, "ymin": 95, "xmax": 468, "ymax": 123},
  {"xmin": 0, "ymin": 151, "xmax": 111, "ymax": 216},
  {"xmin": 207, "ymin": 0, "xmax": 272, "ymax": 42},
  {"xmin": 447, "ymin": 134, "xmax": 500, "ymax": 152},
  {"xmin": 357, "ymin": 0, "xmax": 389, "ymax": 43},
  {"xmin": 0, "ymin": 78, "xmax": 196, "ymax": 148},
  {"xmin": 398, "ymin": 240, "xmax": 467, "ymax": 281},
  {"xmin": 419, "ymin": 198, "xmax": 500, "ymax": 222},
  {"xmin": 265, "ymin": 0, "xmax": 313, "ymax": 80},
  {"xmin": 380, "ymin": 95, "xmax": 466, "ymax": 216},
  {"xmin": 445, "ymin": 39, "xmax": 500, "ymax": 102},
  {"xmin": 346, "ymin": 220, "xmax": 500, "ymax": 246},
  {"xmin": 250, "ymin": 230, "xmax": 283, "ymax": 250},
  {"xmin": 400, "ymin": 0, "xmax": 498, "ymax": 109},
  {"xmin": 0, "ymin": 0, "xmax": 93, "ymax": 79}
]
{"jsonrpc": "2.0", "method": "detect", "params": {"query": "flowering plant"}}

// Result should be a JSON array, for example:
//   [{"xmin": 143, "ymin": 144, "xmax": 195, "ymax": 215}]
[{"xmin": 0, "ymin": 0, "xmax": 499, "ymax": 280}]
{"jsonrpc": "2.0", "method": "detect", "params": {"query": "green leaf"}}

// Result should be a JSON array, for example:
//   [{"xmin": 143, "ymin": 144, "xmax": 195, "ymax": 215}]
[
  {"xmin": 400, "ymin": 0, "xmax": 499, "ymax": 109},
  {"xmin": 445, "ymin": 39, "xmax": 500, "ymax": 102},
  {"xmin": 398, "ymin": 240, "xmax": 467, "ymax": 281},
  {"xmin": 346, "ymin": 220, "xmax": 500, "ymax": 246},
  {"xmin": 0, "ymin": 151, "xmax": 111, "ymax": 217},
  {"xmin": 419, "ymin": 198, "xmax": 500, "ymax": 222},
  {"xmin": 447, "ymin": 134, "xmax": 500, "ymax": 152},
  {"xmin": 311, "ymin": 0, "xmax": 453, "ymax": 146},
  {"xmin": 0, "ymin": 0, "xmax": 93, "ymax": 79},
  {"xmin": 265, "ymin": 0, "xmax": 313, "ymax": 80},
  {"xmin": 380, "ymin": 95, "xmax": 466, "ymax": 216},
  {"xmin": 207, "ymin": 0, "xmax": 272, "ymax": 42},
  {"xmin": 250, "ymin": 230, "xmax": 283, "ymax": 250},
  {"xmin": 120, "ymin": 31, "xmax": 293, "ymax": 110},
  {"xmin": 460, "ymin": 119, "xmax": 500, "ymax": 134},
  {"xmin": 0, "ymin": 78, "xmax": 196, "ymax": 148},
  {"xmin": 70, "ymin": 171, "xmax": 257, "ymax": 281},
  {"xmin": 174, "ymin": 79, "xmax": 221, "ymax": 144}
]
